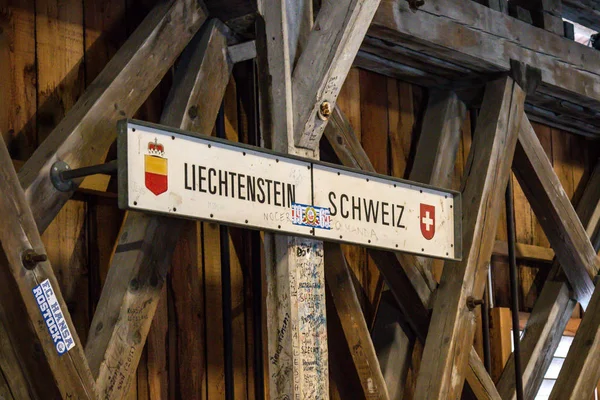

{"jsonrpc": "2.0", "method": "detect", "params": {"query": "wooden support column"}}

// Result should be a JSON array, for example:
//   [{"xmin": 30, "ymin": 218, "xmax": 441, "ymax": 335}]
[
  {"xmin": 259, "ymin": 0, "xmax": 329, "ymax": 397},
  {"xmin": 324, "ymin": 99, "xmax": 500, "ymax": 399},
  {"xmin": 497, "ymin": 159, "xmax": 600, "ymax": 400},
  {"xmin": 86, "ymin": 20, "xmax": 233, "ymax": 399},
  {"xmin": 0, "ymin": 135, "xmax": 96, "ymax": 398},
  {"xmin": 414, "ymin": 76, "xmax": 525, "ymax": 399},
  {"xmin": 291, "ymin": 0, "xmax": 380, "ymax": 149},
  {"xmin": 324, "ymin": 242, "xmax": 389, "ymax": 399},
  {"xmin": 17, "ymin": 0, "xmax": 207, "ymax": 235}
]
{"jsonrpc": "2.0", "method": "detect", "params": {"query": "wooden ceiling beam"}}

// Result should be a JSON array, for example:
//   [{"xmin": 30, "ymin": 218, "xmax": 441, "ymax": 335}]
[
  {"xmin": 414, "ymin": 76, "xmax": 525, "ymax": 399},
  {"xmin": 0, "ymin": 135, "xmax": 96, "ymax": 398},
  {"xmin": 291, "ymin": 0, "xmax": 381, "ymax": 149},
  {"xmin": 86, "ymin": 19, "xmax": 234, "ymax": 399},
  {"xmin": 365, "ymin": 0, "xmax": 600, "ymax": 138}
]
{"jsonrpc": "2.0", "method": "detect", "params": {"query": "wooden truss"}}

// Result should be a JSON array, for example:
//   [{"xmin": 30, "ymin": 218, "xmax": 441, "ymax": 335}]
[{"xmin": 2, "ymin": 0, "xmax": 600, "ymax": 399}]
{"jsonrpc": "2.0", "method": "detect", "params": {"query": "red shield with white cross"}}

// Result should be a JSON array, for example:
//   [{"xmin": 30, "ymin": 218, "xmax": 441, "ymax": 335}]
[{"xmin": 420, "ymin": 204, "xmax": 435, "ymax": 240}]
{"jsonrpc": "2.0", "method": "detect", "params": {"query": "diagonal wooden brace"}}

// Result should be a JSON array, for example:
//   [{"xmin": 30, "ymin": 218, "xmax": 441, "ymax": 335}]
[
  {"xmin": 86, "ymin": 19, "xmax": 234, "ymax": 400},
  {"xmin": 18, "ymin": 0, "xmax": 208, "ymax": 235},
  {"xmin": 414, "ymin": 76, "xmax": 525, "ymax": 399},
  {"xmin": 292, "ymin": 0, "xmax": 381, "ymax": 149},
  {"xmin": 324, "ymin": 95, "xmax": 500, "ymax": 399},
  {"xmin": 0, "ymin": 135, "xmax": 96, "ymax": 399}
]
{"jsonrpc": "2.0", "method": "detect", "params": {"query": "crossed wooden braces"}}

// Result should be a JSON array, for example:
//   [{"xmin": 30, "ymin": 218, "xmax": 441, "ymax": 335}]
[{"xmin": 1, "ymin": 0, "xmax": 600, "ymax": 399}]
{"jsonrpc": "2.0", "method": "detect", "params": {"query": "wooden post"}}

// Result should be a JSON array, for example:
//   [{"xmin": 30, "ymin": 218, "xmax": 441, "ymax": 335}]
[
  {"xmin": 0, "ymin": 135, "xmax": 96, "ymax": 398},
  {"xmin": 324, "ymin": 242, "xmax": 389, "ymax": 399},
  {"xmin": 86, "ymin": 19, "xmax": 234, "ymax": 399},
  {"xmin": 258, "ymin": 0, "xmax": 334, "ymax": 397},
  {"xmin": 17, "ymin": 0, "xmax": 207, "ymax": 235},
  {"xmin": 414, "ymin": 76, "xmax": 525, "ymax": 399}
]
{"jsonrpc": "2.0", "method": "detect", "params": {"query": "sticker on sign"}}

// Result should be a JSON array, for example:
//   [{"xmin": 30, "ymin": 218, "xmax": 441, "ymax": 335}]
[{"xmin": 118, "ymin": 120, "xmax": 461, "ymax": 260}]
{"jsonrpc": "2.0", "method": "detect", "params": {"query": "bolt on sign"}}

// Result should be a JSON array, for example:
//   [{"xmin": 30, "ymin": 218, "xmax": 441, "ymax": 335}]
[{"xmin": 118, "ymin": 120, "xmax": 462, "ymax": 260}]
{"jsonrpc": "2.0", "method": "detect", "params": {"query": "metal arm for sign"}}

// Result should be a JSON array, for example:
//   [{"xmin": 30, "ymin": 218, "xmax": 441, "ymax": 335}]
[{"xmin": 50, "ymin": 160, "xmax": 118, "ymax": 192}]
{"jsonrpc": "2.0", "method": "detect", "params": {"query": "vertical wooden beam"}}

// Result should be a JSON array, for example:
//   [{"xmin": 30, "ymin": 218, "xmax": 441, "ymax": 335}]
[
  {"xmin": 291, "ymin": 0, "xmax": 381, "ymax": 149},
  {"xmin": 258, "ymin": 0, "xmax": 330, "ymax": 397},
  {"xmin": 0, "ymin": 135, "xmax": 96, "ymax": 398},
  {"xmin": 324, "ymin": 242, "xmax": 389, "ymax": 399},
  {"xmin": 497, "ymin": 159, "xmax": 600, "ymax": 400},
  {"xmin": 414, "ymin": 76, "xmax": 525, "ymax": 399},
  {"xmin": 18, "ymin": 0, "xmax": 208, "ymax": 234}
]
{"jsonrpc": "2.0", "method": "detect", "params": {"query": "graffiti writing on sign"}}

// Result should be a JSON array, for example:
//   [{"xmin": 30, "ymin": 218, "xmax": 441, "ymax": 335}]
[{"xmin": 32, "ymin": 279, "xmax": 75, "ymax": 355}]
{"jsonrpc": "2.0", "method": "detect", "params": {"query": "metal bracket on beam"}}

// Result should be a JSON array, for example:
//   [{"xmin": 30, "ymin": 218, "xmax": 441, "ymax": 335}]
[{"xmin": 50, "ymin": 160, "xmax": 117, "ymax": 192}]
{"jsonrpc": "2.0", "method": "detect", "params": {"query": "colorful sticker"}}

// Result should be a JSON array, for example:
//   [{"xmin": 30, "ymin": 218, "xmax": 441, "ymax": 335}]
[
  {"xmin": 291, "ymin": 203, "xmax": 331, "ymax": 230},
  {"xmin": 32, "ymin": 279, "xmax": 75, "ymax": 355}
]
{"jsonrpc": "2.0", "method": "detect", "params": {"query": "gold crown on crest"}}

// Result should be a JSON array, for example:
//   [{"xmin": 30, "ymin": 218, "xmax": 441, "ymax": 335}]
[{"xmin": 147, "ymin": 138, "xmax": 165, "ymax": 157}]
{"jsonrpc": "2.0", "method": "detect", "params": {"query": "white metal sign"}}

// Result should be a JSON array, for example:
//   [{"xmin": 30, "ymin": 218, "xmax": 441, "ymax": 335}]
[{"xmin": 118, "ymin": 120, "xmax": 461, "ymax": 260}]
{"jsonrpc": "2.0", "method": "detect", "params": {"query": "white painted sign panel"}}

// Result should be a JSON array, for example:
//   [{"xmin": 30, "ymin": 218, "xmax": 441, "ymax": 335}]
[
  {"xmin": 119, "ymin": 122, "xmax": 314, "ymax": 236},
  {"xmin": 118, "ymin": 120, "xmax": 461, "ymax": 260},
  {"xmin": 312, "ymin": 164, "xmax": 456, "ymax": 259}
]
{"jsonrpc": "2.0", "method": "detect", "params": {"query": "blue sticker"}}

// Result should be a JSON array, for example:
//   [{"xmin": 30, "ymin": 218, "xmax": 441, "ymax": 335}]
[
  {"xmin": 32, "ymin": 279, "xmax": 75, "ymax": 355},
  {"xmin": 291, "ymin": 203, "xmax": 331, "ymax": 230}
]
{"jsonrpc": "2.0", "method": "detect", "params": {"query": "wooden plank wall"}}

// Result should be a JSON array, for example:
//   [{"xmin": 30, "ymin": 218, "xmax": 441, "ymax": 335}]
[{"xmin": 1, "ymin": 1, "xmax": 599, "ymax": 398}]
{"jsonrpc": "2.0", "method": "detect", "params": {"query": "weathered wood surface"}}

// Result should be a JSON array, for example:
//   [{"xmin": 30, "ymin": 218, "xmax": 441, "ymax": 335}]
[
  {"xmin": 0, "ymin": 135, "xmax": 96, "ymax": 398},
  {"xmin": 512, "ymin": 116, "xmax": 598, "ymax": 305},
  {"xmin": 86, "ymin": 19, "xmax": 233, "ymax": 400},
  {"xmin": 291, "ymin": 0, "xmax": 380, "ymax": 149},
  {"xmin": 548, "ymin": 281, "xmax": 600, "ymax": 399},
  {"xmin": 324, "ymin": 98, "xmax": 500, "ymax": 399},
  {"xmin": 324, "ymin": 242, "xmax": 389, "ymax": 399},
  {"xmin": 364, "ymin": 0, "xmax": 600, "ymax": 137},
  {"xmin": 17, "ymin": 0, "xmax": 207, "ymax": 234},
  {"xmin": 259, "ymin": 0, "xmax": 329, "ymax": 397},
  {"xmin": 492, "ymin": 240, "xmax": 554, "ymax": 263},
  {"xmin": 371, "ymin": 293, "xmax": 411, "ymax": 400},
  {"xmin": 414, "ymin": 77, "xmax": 525, "ymax": 399},
  {"xmin": 497, "ymin": 160, "xmax": 600, "ymax": 400}
]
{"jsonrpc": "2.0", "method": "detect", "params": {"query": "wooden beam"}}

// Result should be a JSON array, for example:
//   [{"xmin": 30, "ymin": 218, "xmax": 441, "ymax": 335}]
[
  {"xmin": 258, "ymin": 0, "xmax": 329, "ymax": 397},
  {"xmin": 291, "ymin": 0, "xmax": 380, "ymax": 149},
  {"xmin": 562, "ymin": 0, "xmax": 600, "ymax": 33},
  {"xmin": 366, "ymin": 0, "xmax": 600, "ymax": 137},
  {"xmin": 17, "ymin": 0, "xmax": 208, "ymax": 235},
  {"xmin": 490, "ymin": 308, "xmax": 513, "ymax": 382},
  {"xmin": 324, "ymin": 242, "xmax": 389, "ymax": 399},
  {"xmin": 0, "ymin": 135, "xmax": 96, "ymax": 398},
  {"xmin": 496, "ymin": 160, "xmax": 600, "ymax": 400},
  {"xmin": 86, "ymin": 19, "xmax": 233, "ymax": 399},
  {"xmin": 414, "ymin": 76, "xmax": 525, "ymax": 399},
  {"xmin": 324, "ymin": 99, "xmax": 501, "ymax": 399},
  {"xmin": 492, "ymin": 240, "xmax": 555, "ymax": 263},
  {"xmin": 512, "ymin": 116, "xmax": 598, "ymax": 306}
]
